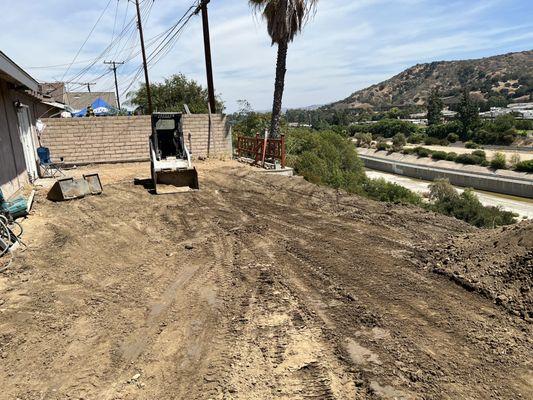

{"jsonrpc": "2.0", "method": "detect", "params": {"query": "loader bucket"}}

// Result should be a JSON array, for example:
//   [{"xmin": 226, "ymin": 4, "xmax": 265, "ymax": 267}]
[
  {"xmin": 84, "ymin": 173, "xmax": 103, "ymax": 195},
  {"xmin": 154, "ymin": 168, "xmax": 199, "ymax": 194},
  {"xmin": 47, "ymin": 174, "xmax": 103, "ymax": 201}
]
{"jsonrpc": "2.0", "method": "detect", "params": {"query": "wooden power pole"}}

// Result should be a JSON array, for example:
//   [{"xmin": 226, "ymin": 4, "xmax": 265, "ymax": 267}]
[
  {"xmin": 196, "ymin": 0, "xmax": 216, "ymax": 113},
  {"xmin": 134, "ymin": 0, "xmax": 153, "ymax": 114},
  {"xmin": 104, "ymin": 61, "xmax": 125, "ymax": 109}
]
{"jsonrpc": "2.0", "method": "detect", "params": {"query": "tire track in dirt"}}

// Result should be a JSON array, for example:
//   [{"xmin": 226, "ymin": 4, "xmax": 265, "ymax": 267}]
[
  {"xmin": 200, "ymin": 168, "xmax": 533, "ymax": 399},
  {"xmin": 2, "ymin": 162, "xmax": 531, "ymax": 400}
]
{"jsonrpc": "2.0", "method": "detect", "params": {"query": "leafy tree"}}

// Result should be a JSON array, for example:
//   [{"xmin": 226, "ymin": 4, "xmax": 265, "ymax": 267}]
[
  {"xmin": 230, "ymin": 99, "xmax": 271, "ymax": 136},
  {"xmin": 127, "ymin": 74, "xmax": 223, "ymax": 114},
  {"xmin": 367, "ymin": 119, "xmax": 418, "ymax": 138},
  {"xmin": 250, "ymin": 0, "xmax": 318, "ymax": 137},
  {"xmin": 456, "ymin": 89, "xmax": 480, "ymax": 140},
  {"xmin": 386, "ymin": 107, "xmax": 402, "ymax": 120},
  {"xmin": 426, "ymin": 89, "xmax": 443, "ymax": 126}
]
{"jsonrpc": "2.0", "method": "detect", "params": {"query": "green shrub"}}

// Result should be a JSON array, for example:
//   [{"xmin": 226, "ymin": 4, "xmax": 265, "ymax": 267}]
[
  {"xmin": 515, "ymin": 119, "xmax": 533, "ymax": 130},
  {"xmin": 465, "ymin": 141, "xmax": 480, "ymax": 149},
  {"xmin": 456, "ymin": 154, "xmax": 483, "ymax": 165},
  {"xmin": 407, "ymin": 133, "xmax": 426, "ymax": 144},
  {"xmin": 354, "ymin": 132, "xmax": 372, "ymax": 147},
  {"xmin": 376, "ymin": 141, "xmax": 390, "ymax": 151},
  {"xmin": 402, "ymin": 148, "xmax": 415, "ymax": 155},
  {"xmin": 515, "ymin": 160, "xmax": 533, "ymax": 173},
  {"xmin": 471, "ymin": 150, "xmax": 486, "ymax": 159},
  {"xmin": 490, "ymin": 152, "xmax": 507, "ymax": 170},
  {"xmin": 287, "ymin": 129, "xmax": 366, "ymax": 193},
  {"xmin": 446, "ymin": 152, "xmax": 458, "ymax": 161},
  {"xmin": 509, "ymin": 153, "xmax": 521, "ymax": 168},
  {"xmin": 424, "ymin": 136, "xmax": 449, "ymax": 146},
  {"xmin": 414, "ymin": 147, "xmax": 432, "ymax": 158},
  {"xmin": 392, "ymin": 133, "xmax": 407, "ymax": 150},
  {"xmin": 367, "ymin": 119, "xmax": 418, "ymax": 138},
  {"xmin": 426, "ymin": 121, "xmax": 461, "ymax": 139},
  {"xmin": 447, "ymin": 133, "xmax": 459, "ymax": 143},
  {"xmin": 363, "ymin": 178, "xmax": 422, "ymax": 205},
  {"xmin": 431, "ymin": 151, "xmax": 448, "ymax": 161},
  {"xmin": 428, "ymin": 180, "xmax": 516, "ymax": 228}
]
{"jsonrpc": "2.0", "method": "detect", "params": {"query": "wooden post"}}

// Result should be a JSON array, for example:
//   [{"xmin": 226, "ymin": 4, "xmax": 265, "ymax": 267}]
[
  {"xmin": 281, "ymin": 134, "xmax": 286, "ymax": 168},
  {"xmin": 255, "ymin": 133, "xmax": 260, "ymax": 164},
  {"xmin": 261, "ymin": 129, "xmax": 269, "ymax": 168}
]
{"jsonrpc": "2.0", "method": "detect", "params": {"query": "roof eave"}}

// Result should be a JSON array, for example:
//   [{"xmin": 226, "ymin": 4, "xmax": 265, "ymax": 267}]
[{"xmin": 0, "ymin": 51, "xmax": 39, "ymax": 92}]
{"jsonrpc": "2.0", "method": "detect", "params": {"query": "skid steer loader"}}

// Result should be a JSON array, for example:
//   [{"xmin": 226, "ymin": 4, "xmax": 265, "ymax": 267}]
[{"xmin": 150, "ymin": 112, "xmax": 199, "ymax": 194}]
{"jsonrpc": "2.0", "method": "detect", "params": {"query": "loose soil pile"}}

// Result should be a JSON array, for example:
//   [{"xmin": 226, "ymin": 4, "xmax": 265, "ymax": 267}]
[
  {"xmin": 427, "ymin": 221, "xmax": 532, "ymax": 320},
  {"xmin": 0, "ymin": 160, "xmax": 531, "ymax": 399}
]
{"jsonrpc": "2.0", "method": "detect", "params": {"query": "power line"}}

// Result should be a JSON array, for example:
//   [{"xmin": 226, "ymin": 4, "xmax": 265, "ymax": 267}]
[
  {"xmin": 60, "ymin": 0, "xmax": 114, "ymax": 82},
  {"xmin": 119, "ymin": 2, "xmax": 197, "ymax": 100},
  {"xmin": 110, "ymin": 0, "xmax": 120, "ymax": 44}
]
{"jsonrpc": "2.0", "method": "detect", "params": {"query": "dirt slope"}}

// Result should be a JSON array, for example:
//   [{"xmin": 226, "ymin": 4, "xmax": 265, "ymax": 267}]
[
  {"xmin": 426, "ymin": 221, "xmax": 532, "ymax": 320},
  {"xmin": 0, "ymin": 161, "xmax": 531, "ymax": 400}
]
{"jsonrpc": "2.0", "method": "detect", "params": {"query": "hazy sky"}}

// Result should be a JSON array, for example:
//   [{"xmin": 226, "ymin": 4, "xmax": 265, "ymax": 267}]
[{"xmin": 1, "ymin": 0, "xmax": 532, "ymax": 112}]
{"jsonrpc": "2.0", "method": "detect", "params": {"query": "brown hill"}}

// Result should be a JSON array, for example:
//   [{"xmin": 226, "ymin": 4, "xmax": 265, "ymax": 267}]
[{"xmin": 333, "ymin": 50, "xmax": 533, "ymax": 110}]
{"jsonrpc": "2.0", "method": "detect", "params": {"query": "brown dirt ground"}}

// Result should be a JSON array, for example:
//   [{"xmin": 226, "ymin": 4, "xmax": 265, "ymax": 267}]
[
  {"xmin": 426, "ymin": 221, "xmax": 532, "ymax": 321},
  {"xmin": 0, "ymin": 160, "xmax": 531, "ymax": 400}
]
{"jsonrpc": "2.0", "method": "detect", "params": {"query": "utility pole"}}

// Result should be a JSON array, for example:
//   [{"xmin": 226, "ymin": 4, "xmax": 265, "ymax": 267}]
[
  {"xmin": 133, "ymin": 0, "xmax": 153, "ymax": 114},
  {"xmin": 104, "ymin": 61, "xmax": 125, "ymax": 109},
  {"xmin": 195, "ymin": 0, "xmax": 216, "ymax": 113}
]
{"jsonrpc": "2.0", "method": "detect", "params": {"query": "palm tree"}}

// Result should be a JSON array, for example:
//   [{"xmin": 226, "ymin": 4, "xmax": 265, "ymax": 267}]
[{"xmin": 250, "ymin": 0, "xmax": 317, "ymax": 137}]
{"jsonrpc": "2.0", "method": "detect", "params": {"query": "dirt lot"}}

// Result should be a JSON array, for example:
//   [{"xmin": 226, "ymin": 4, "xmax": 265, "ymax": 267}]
[{"xmin": 0, "ymin": 160, "xmax": 531, "ymax": 399}]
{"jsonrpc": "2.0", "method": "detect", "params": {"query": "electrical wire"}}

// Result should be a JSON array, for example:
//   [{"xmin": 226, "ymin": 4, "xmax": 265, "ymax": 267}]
[
  {"xmin": 60, "ymin": 0, "xmax": 114, "ymax": 82},
  {"xmin": 119, "ymin": 1, "xmax": 197, "ymax": 99},
  {"xmin": 64, "ymin": 0, "xmax": 155, "ymax": 87}
]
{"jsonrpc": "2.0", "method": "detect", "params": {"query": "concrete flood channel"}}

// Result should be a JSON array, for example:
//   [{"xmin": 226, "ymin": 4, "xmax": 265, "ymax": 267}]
[{"xmin": 365, "ymin": 168, "xmax": 533, "ymax": 219}]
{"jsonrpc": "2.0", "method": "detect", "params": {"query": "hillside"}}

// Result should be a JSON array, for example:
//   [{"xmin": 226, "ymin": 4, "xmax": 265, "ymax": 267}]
[{"xmin": 333, "ymin": 50, "xmax": 533, "ymax": 110}]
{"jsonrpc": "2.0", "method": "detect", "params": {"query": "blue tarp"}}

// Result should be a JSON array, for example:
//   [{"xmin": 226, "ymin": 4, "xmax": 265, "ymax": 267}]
[{"xmin": 73, "ymin": 97, "xmax": 115, "ymax": 117}]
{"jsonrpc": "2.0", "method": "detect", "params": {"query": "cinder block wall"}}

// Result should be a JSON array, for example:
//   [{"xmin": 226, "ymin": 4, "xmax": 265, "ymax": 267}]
[{"xmin": 40, "ymin": 114, "xmax": 231, "ymax": 165}]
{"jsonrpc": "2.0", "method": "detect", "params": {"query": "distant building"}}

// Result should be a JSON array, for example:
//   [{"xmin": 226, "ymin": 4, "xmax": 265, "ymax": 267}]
[
  {"xmin": 65, "ymin": 92, "xmax": 117, "ymax": 113},
  {"xmin": 288, "ymin": 122, "xmax": 312, "ymax": 128},
  {"xmin": 408, "ymin": 108, "xmax": 456, "ymax": 122},
  {"xmin": 480, "ymin": 103, "xmax": 533, "ymax": 120},
  {"xmin": 38, "ymin": 83, "xmax": 118, "ymax": 114},
  {"xmin": 39, "ymin": 82, "xmax": 66, "ymax": 103}
]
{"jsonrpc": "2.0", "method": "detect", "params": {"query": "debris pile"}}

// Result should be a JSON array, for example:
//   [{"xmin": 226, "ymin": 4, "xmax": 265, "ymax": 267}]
[{"xmin": 426, "ymin": 221, "xmax": 532, "ymax": 320}]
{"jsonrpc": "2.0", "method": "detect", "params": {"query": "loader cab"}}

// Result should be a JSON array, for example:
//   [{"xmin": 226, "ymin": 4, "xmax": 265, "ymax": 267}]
[{"xmin": 150, "ymin": 113, "xmax": 185, "ymax": 161}]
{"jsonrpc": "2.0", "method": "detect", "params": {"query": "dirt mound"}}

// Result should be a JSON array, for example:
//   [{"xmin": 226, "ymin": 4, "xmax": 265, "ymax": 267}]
[{"xmin": 426, "ymin": 221, "xmax": 532, "ymax": 320}]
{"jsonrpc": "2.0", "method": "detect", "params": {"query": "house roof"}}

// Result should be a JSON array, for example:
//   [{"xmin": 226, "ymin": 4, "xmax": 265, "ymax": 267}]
[
  {"xmin": 0, "ymin": 51, "xmax": 39, "ymax": 92},
  {"xmin": 65, "ymin": 92, "xmax": 117, "ymax": 111}
]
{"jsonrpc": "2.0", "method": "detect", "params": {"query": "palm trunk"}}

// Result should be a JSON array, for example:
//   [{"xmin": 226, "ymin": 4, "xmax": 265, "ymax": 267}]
[{"xmin": 270, "ymin": 39, "xmax": 288, "ymax": 138}]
